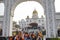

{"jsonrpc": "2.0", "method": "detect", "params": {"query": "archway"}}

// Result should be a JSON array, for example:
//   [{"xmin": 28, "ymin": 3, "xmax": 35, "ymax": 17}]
[
  {"xmin": 13, "ymin": 1, "xmax": 45, "ymax": 38},
  {"xmin": 11, "ymin": 0, "xmax": 56, "ymax": 38},
  {"xmin": 1, "ymin": 0, "xmax": 56, "ymax": 38},
  {"xmin": 13, "ymin": 1, "xmax": 44, "ymax": 23}
]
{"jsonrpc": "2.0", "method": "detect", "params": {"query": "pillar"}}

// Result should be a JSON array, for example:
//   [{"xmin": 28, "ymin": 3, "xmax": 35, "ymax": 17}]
[
  {"xmin": 45, "ymin": 0, "xmax": 56, "ymax": 38},
  {"xmin": 3, "ymin": 0, "xmax": 13, "ymax": 37}
]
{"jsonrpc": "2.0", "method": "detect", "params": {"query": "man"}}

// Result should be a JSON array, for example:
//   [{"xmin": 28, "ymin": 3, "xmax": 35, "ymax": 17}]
[{"xmin": 24, "ymin": 32, "xmax": 31, "ymax": 40}]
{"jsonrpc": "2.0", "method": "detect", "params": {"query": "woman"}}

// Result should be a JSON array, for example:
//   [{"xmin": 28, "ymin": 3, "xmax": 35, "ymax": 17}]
[
  {"xmin": 37, "ymin": 32, "xmax": 43, "ymax": 40},
  {"xmin": 14, "ymin": 31, "xmax": 24, "ymax": 40},
  {"xmin": 31, "ymin": 33, "xmax": 37, "ymax": 40},
  {"xmin": 37, "ymin": 35, "xmax": 41, "ymax": 40}
]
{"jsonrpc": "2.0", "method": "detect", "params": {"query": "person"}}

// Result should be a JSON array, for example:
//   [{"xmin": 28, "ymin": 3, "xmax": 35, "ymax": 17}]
[
  {"xmin": 12, "ymin": 34, "xmax": 16, "ymax": 40},
  {"xmin": 26, "ymin": 34, "xmax": 31, "ymax": 40},
  {"xmin": 31, "ymin": 33, "xmax": 37, "ymax": 40},
  {"xmin": 14, "ymin": 31, "xmax": 24, "ymax": 40},
  {"xmin": 37, "ymin": 32, "xmax": 43, "ymax": 40},
  {"xmin": 37, "ymin": 35, "xmax": 41, "ymax": 40},
  {"xmin": 24, "ymin": 32, "xmax": 31, "ymax": 40},
  {"xmin": 9, "ymin": 36, "xmax": 13, "ymax": 40}
]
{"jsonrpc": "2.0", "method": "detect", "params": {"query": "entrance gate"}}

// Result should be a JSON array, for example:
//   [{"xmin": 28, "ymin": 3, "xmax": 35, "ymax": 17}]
[{"xmin": 0, "ymin": 0, "xmax": 56, "ymax": 38}]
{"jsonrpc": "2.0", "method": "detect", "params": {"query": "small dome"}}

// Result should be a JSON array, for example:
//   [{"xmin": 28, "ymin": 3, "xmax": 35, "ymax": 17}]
[
  {"xmin": 21, "ymin": 19, "xmax": 25, "ymax": 23},
  {"xmin": 41, "ymin": 15, "xmax": 44, "ymax": 18},
  {"xmin": 26, "ymin": 16, "xmax": 29, "ymax": 19}
]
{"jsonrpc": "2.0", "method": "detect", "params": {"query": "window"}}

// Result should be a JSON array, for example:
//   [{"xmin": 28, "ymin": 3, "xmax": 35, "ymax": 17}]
[
  {"xmin": 22, "ymin": 24, "xmax": 23, "ymax": 26},
  {"xmin": 30, "ymin": 20, "xmax": 31, "ymax": 22},
  {"xmin": 25, "ymin": 24, "xmax": 26, "ymax": 25},
  {"xmin": 27, "ymin": 20, "xmax": 28, "ymax": 22},
  {"xmin": 42, "ymin": 27, "xmax": 44, "ymax": 29},
  {"xmin": 42, "ymin": 20, "xmax": 44, "ymax": 22},
  {"xmin": 42, "ymin": 24, "xmax": 44, "ymax": 25},
  {"xmin": 39, "ymin": 20, "xmax": 40, "ymax": 22}
]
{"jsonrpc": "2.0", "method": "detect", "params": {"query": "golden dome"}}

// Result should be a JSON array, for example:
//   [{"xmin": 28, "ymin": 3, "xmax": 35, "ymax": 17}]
[{"xmin": 33, "ymin": 9, "xmax": 38, "ymax": 14}]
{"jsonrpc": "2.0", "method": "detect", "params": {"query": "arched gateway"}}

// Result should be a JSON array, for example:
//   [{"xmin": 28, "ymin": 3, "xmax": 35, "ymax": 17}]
[{"xmin": 0, "ymin": 0, "xmax": 56, "ymax": 38}]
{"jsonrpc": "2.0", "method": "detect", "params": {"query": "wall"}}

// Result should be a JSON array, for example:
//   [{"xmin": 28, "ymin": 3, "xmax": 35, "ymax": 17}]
[
  {"xmin": 55, "ymin": 13, "xmax": 60, "ymax": 28},
  {"xmin": 0, "ymin": 16, "xmax": 4, "ymax": 36}
]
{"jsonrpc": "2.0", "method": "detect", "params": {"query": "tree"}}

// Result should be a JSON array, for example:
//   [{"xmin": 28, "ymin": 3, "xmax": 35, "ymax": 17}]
[
  {"xmin": 13, "ymin": 21, "xmax": 20, "ymax": 28},
  {"xmin": 15, "ymin": 24, "xmax": 20, "ymax": 28}
]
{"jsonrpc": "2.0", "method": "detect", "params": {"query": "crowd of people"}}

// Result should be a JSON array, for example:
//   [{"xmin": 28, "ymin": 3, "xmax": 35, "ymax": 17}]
[{"xmin": 10, "ymin": 31, "xmax": 43, "ymax": 40}]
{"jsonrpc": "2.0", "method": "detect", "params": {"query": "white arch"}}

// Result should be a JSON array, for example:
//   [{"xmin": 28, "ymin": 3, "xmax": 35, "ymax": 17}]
[
  {"xmin": 10, "ymin": 0, "xmax": 56, "ymax": 38},
  {"xmin": 0, "ymin": 0, "xmax": 56, "ymax": 38},
  {"xmin": 13, "ymin": 1, "xmax": 44, "ymax": 22},
  {"xmin": 11, "ymin": 0, "xmax": 44, "ymax": 17}
]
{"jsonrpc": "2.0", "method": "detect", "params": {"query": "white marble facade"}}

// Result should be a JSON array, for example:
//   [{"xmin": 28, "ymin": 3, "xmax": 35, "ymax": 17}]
[
  {"xmin": 0, "ymin": 0, "xmax": 57, "ymax": 38},
  {"xmin": 55, "ymin": 13, "xmax": 60, "ymax": 35},
  {"xmin": 0, "ymin": 12, "xmax": 60, "ymax": 37},
  {"xmin": 19, "ymin": 9, "xmax": 46, "ymax": 29}
]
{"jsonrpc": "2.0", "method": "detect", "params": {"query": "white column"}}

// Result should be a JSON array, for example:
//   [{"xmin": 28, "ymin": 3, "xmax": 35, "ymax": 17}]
[
  {"xmin": 3, "ymin": 0, "xmax": 13, "ymax": 37},
  {"xmin": 45, "ymin": 0, "xmax": 56, "ymax": 38}
]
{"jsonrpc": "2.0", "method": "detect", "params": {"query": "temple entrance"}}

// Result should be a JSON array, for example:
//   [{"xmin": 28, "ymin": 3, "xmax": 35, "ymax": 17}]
[{"xmin": 0, "ymin": 0, "xmax": 56, "ymax": 38}]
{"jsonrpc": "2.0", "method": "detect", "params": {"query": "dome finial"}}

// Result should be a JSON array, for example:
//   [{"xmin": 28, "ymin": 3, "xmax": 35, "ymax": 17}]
[{"xmin": 33, "ymin": 9, "xmax": 38, "ymax": 14}]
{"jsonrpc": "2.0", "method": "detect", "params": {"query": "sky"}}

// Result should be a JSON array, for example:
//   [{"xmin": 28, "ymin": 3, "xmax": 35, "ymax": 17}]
[{"xmin": 0, "ymin": 0, "xmax": 60, "ymax": 23}]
